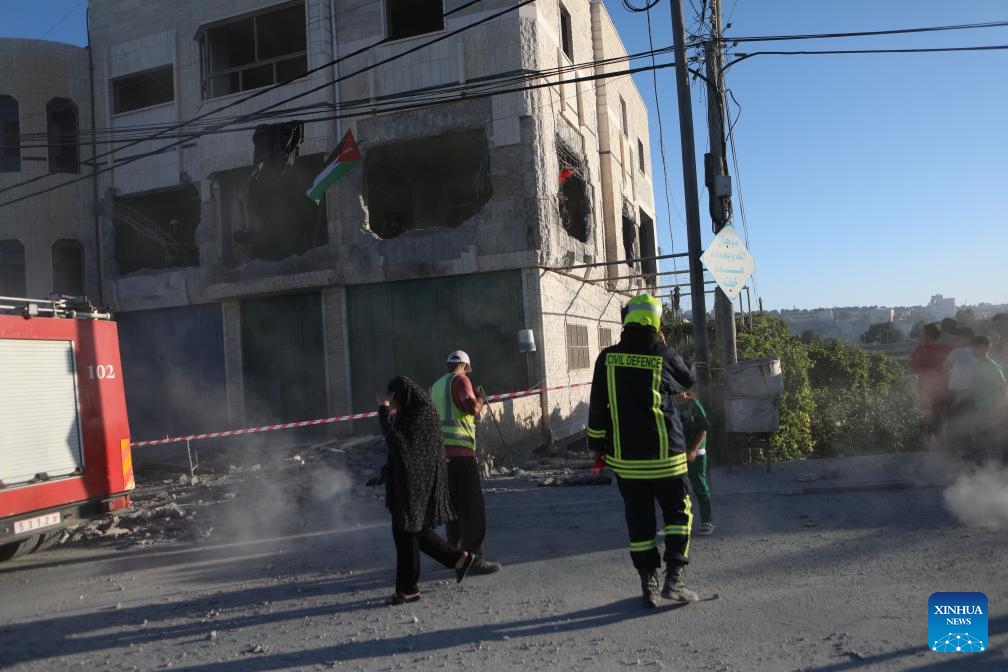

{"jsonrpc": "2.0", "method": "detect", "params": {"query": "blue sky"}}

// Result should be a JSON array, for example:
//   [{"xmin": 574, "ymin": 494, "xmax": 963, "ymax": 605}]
[{"xmin": 2, "ymin": 0, "xmax": 1006, "ymax": 311}]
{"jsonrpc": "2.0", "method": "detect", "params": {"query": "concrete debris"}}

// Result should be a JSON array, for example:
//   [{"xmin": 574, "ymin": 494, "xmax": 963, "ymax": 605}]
[{"xmin": 54, "ymin": 436, "xmax": 605, "ymax": 552}]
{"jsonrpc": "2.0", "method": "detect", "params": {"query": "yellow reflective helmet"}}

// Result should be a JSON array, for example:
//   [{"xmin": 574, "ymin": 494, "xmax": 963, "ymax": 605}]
[{"xmin": 622, "ymin": 293, "xmax": 662, "ymax": 330}]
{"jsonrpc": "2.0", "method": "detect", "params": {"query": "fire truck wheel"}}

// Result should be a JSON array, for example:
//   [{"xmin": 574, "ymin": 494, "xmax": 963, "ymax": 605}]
[
  {"xmin": 32, "ymin": 530, "xmax": 61, "ymax": 554},
  {"xmin": 0, "ymin": 535, "xmax": 41, "ymax": 562}
]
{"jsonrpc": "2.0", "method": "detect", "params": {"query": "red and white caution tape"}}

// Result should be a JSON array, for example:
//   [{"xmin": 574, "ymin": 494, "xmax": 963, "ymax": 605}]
[{"xmin": 130, "ymin": 380, "xmax": 593, "ymax": 448}]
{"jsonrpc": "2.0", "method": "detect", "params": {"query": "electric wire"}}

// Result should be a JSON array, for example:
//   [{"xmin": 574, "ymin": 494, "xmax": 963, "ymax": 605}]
[
  {"xmin": 726, "ymin": 44, "xmax": 1008, "ymax": 68},
  {"xmin": 0, "ymin": 58, "xmax": 682, "ymax": 207},
  {"xmin": 721, "ymin": 20, "xmax": 1008, "ymax": 44},
  {"xmin": 8, "ymin": 44, "xmax": 680, "ymax": 152},
  {"xmin": 644, "ymin": 2, "xmax": 684, "ymax": 280},
  {"xmin": 0, "ymin": 0, "xmax": 495, "ymax": 198}
]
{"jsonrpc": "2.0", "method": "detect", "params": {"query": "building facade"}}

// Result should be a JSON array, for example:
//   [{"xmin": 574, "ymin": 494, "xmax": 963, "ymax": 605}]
[{"xmin": 1, "ymin": 0, "xmax": 659, "ymax": 461}]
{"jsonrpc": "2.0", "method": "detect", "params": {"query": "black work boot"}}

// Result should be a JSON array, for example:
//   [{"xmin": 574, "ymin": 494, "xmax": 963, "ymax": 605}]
[
  {"xmin": 638, "ymin": 568, "xmax": 660, "ymax": 609},
  {"xmin": 662, "ymin": 566, "xmax": 699, "ymax": 603}
]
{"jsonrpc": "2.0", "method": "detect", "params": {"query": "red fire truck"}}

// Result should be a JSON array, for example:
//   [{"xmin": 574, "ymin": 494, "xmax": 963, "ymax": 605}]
[{"xmin": 0, "ymin": 296, "xmax": 133, "ymax": 561}]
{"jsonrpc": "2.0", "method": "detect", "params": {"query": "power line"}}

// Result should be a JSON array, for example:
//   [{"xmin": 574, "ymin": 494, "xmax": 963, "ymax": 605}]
[
  {"xmin": 0, "ymin": 0, "xmax": 495, "ymax": 199},
  {"xmin": 722, "ymin": 20, "xmax": 1008, "ymax": 44},
  {"xmin": 6, "ymin": 44, "xmax": 679, "ymax": 152},
  {"xmin": 727, "ymin": 44, "xmax": 1008, "ymax": 67},
  {"xmin": 644, "ymin": 2, "xmax": 684, "ymax": 279},
  {"xmin": 0, "ymin": 57, "xmax": 682, "ymax": 207}
]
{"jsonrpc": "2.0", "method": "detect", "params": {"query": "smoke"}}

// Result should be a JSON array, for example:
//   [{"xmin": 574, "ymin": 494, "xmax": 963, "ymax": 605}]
[{"xmin": 943, "ymin": 464, "xmax": 1008, "ymax": 529}]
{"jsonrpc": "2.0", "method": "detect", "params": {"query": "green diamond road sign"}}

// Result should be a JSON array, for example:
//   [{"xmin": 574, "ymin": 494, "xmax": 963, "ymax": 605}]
[{"xmin": 700, "ymin": 225, "xmax": 755, "ymax": 301}]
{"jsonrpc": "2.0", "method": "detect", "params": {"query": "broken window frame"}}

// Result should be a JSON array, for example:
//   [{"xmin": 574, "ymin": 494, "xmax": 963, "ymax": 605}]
[
  {"xmin": 559, "ymin": 3, "xmax": 574, "ymax": 61},
  {"xmin": 0, "ymin": 95, "xmax": 20, "ymax": 173},
  {"xmin": 385, "ymin": 0, "xmax": 445, "ymax": 42},
  {"xmin": 51, "ymin": 239, "xmax": 84, "ymax": 296},
  {"xmin": 557, "ymin": 136, "xmax": 591, "ymax": 244},
  {"xmin": 565, "ymin": 323, "xmax": 590, "ymax": 370},
  {"xmin": 111, "ymin": 65, "xmax": 175, "ymax": 115},
  {"xmin": 0, "ymin": 239, "xmax": 26, "ymax": 296},
  {"xmin": 198, "ymin": 1, "xmax": 308, "ymax": 100},
  {"xmin": 47, "ymin": 97, "xmax": 78, "ymax": 174},
  {"xmin": 622, "ymin": 200, "xmax": 638, "ymax": 270}
]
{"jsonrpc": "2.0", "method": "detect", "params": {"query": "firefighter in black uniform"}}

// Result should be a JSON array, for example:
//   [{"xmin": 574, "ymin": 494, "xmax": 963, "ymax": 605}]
[{"xmin": 587, "ymin": 293, "xmax": 700, "ymax": 608}]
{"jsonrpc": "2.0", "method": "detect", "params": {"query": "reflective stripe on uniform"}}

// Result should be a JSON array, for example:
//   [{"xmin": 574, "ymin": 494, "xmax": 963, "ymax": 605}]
[
  {"xmin": 629, "ymin": 538, "xmax": 658, "ymax": 552},
  {"xmin": 586, "ymin": 427, "xmax": 607, "ymax": 439}
]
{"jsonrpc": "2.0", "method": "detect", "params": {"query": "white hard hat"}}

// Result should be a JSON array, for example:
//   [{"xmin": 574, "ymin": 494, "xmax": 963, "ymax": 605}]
[{"xmin": 447, "ymin": 350, "xmax": 471, "ymax": 369}]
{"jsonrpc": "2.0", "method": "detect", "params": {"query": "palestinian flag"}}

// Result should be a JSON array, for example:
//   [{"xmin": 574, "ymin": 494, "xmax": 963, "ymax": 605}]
[
  {"xmin": 558, "ymin": 164, "xmax": 574, "ymax": 186},
  {"xmin": 306, "ymin": 129, "xmax": 361, "ymax": 204}
]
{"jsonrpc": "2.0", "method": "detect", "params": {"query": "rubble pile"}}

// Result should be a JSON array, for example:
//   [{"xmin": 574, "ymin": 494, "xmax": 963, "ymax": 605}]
[
  {"xmin": 57, "ymin": 437, "xmax": 604, "ymax": 552},
  {"xmin": 60, "ymin": 435, "xmax": 389, "ymax": 551}
]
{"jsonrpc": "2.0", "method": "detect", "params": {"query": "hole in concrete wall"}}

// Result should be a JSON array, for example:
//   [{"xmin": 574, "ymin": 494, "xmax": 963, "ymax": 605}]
[
  {"xmin": 52, "ymin": 239, "xmax": 84, "ymax": 295},
  {"xmin": 638, "ymin": 208, "xmax": 656, "ymax": 281},
  {"xmin": 364, "ymin": 129, "xmax": 492, "ymax": 239},
  {"xmin": 557, "ymin": 140, "xmax": 590, "ymax": 243},
  {"xmin": 621, "ymin": 201, "xmax": 637, "ymax": 269},
  {"xmin": 217, "ymin": 153, "xmax": 328, "ymax": 265},
  {"xmin": 113, "ymin": 185, "xmax": 200, "ymax": 274}
]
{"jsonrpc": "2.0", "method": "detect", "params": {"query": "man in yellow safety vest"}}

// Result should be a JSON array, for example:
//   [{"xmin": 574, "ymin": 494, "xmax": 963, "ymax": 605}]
[{"xmin": 430, "ymin": 350, "xmax": 502, "ymax": 575}]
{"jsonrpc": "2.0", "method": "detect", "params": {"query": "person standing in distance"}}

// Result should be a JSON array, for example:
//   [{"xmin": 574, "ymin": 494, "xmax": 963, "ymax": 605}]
[
  {"xmin": 430, "ymin": 350, "xmax": 502, "ymax": 575},
  {"xmin": 587, "ymin": 293, "xmax": 700, "ymax": 608}
]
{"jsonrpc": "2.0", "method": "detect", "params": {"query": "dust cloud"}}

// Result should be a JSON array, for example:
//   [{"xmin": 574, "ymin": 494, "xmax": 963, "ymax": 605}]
[{"xmin": 943, "ymin": 463, "xmax": 1008, "ymax": 529}]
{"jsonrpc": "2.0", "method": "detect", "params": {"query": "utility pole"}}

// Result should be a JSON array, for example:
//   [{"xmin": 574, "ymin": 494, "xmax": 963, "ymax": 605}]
[
  {"xmin": 704, "ymin": 0, "xmax": 738, "ymax": 367},
  {"xmin": 670, "ymin": 0, "xmax": 711, "ymax": 386}
]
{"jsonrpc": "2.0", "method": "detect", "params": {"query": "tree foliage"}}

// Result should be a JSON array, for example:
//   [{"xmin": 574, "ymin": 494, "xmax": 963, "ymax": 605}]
[
  {"xmin": 861, "ymin": 321, "xmax": 906, "ymax": 344},
  {"xmin": 737, "ymin": 314, "xmax": 814, "ymax": 461},
  {"xmin": 805, "ymin": 339, "xmax": 920, "ymax": 457}
]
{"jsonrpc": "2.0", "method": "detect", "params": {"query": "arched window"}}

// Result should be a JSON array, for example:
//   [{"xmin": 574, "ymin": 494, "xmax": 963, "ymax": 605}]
[
  {"xmin": 0, "ymin": 95, "xmax": 19, "ymax": 172},
  {"xmin": 52, "ymin": 239, "xmax": 84, "ymax": 296},
  {"xmin": 47, "ymin": 97, "xmax": 78, "ymax": 174},
  {"xmin": 0, "ymin": 240, "xmax": 26, "ymax": 296}
]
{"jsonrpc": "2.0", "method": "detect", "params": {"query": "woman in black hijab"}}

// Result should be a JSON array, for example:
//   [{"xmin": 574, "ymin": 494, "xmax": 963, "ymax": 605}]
[{"xmin": 371, "ymin": 376, "xmax": 476, "ymax": 604}]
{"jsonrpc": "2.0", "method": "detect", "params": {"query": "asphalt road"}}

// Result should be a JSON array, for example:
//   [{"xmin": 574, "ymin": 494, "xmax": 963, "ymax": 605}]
[{"xmin": 1, "ymin": 458, "xmax": 1005, "ymax": 672}]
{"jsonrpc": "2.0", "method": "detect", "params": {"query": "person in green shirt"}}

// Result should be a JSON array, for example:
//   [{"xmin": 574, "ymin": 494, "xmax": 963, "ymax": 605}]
[
  {"xmin": 970, "ymin": 335, "xmax": 1006, "ymax": 463},
  {"xmin": 675, "ymin": 389, "xmax": 714, "ymax": 535}
]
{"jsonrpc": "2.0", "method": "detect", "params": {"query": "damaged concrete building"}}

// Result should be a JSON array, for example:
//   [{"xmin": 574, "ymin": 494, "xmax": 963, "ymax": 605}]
[{"xmin": 2, "ymin": 0, "xmax": 660, "ymax": 461}]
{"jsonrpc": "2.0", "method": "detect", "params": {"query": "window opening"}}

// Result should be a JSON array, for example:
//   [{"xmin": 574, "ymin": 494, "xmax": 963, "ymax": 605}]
[
  {"xmin": 0, "ymin": 240, "xmax": 26, "ymax": 296},
  {"xmin": 200, "ymin": 3, "xmax": 307, "ymax": 99},
  {"xmin": 365, "ymin": 129, "xmax": 493, "ymax": 239},
  {"xmin": 0, "ymin": 95, "xmax": 19, "ymax": 172},
  {"xmin": 112, "ymin": 65, "xmax": 174, "ymax": 114},
  {"xmin": 622, "ymin": 201, "xmax": 637, "ymax": 269},
  {"xmin": 217, "ymin": 154, "xmax": 328, "ymax": 265},
  {"xmin": 47, "ymin": 97, "xmax": 78, "ymax": 174},
  {"xmin": 637, "ymin": 138, "xmax": 646, "ymax": 173},
  {"xmin": 386, "ymin": 0, "xmax": 444, "ymax": 41},
  {"xmin": 557, "ymin": 137, "xmax": 590, "ymax": 243},
  {"xmin": 638, "ymin": 208, "xmax": 657, "ymax": 284},
  {"xmin": 598, "ymin": 326, "xmax": 613, "ymax": 349},
  {"xmin": 620, "ymin": 96, "xmax": 628, "ymax": 137},
  {"xmin": 566, "ymin": 323, "xmax": 590, "ymax": 370},
  {"xmin": 559, "ymin": 4, "xmax": 573, "ymax": 60},
  {"xmin": 52, "ymin": 239, "xmax": 84, "ymax": 295},
  {"xmin": 112, "ymin": 185, "xmax": 201, "ymax": 274}
]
